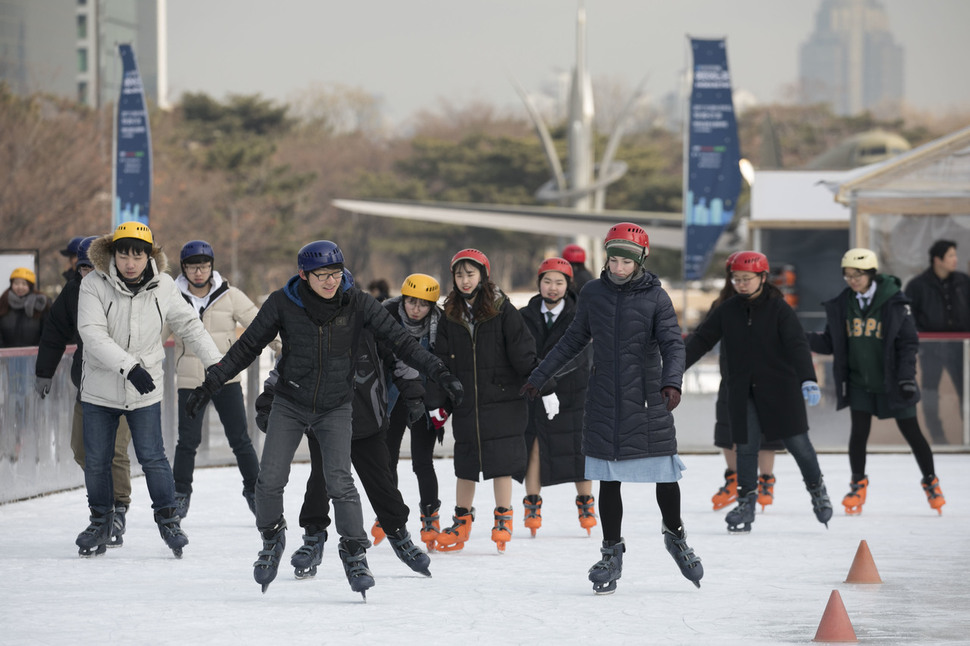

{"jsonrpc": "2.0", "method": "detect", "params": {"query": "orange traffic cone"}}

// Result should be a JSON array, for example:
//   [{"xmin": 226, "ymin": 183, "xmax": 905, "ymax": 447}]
[
  {"xmin": 844, "ymin": 540, "xmax": 882, "ymax": 584},
  {"xmin": 813, "ymin": 590, "xmax": 858, "ymax": 642}
]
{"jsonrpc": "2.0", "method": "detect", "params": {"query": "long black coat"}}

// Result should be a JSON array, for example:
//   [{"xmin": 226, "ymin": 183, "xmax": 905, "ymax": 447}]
[
  {"xmin": 686, "ymin": 288, "xmax": 816, "ymax": 442},
  {"xmin": 520, "ymin": 292, "xmax": 590, "ymax": 485},
  {"xmin": 36, "ymin": 271, "xmax": 84, "ymax": 388},
  {"xmin": 528, "ymin": 270, "xmax": 684, "ymax": 461},
  {"xmin": 433, "ymin": 290, "xmax": 537, "ymax": 481}
]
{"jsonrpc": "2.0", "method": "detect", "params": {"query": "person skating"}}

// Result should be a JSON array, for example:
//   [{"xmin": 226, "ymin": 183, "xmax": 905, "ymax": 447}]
[
  {"xmin": 430, "ymin": 249, "xmax": 537, "ymax": 554},
  {"xmin": 562, "ymin": 243, "xmax": 595, "ymax": 295},
  {"xmin": 0, "ymin": 267, "xmax": 50, "ymax": 348},
  {"xmin": 76, "ymin": 222, "xmax": 222, "ymax": 558},
  {"xmin": 523, "ymin": 223, "xmax": 702, "ymax": 594},
  {"xmin": 808, "ymin": 248, "xmax": 945, "ymax": 515},
  {"xmin": 184, "ymin": 241, "xmax": 462, "ymax": 599},
  {"xmin": 518, "ymin": 257, "xmax": 596, "ymax": 537},
  {"xmin": 685, "ymin": 251, "xmax": 832, "ymax": 534}
]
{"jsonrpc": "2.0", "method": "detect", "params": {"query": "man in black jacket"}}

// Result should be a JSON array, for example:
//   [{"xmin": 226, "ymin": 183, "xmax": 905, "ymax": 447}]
[
  {"xmin": 185, "ymin": 240, "xmax": 462, "ymax": 599},
  {"xmin": 904, "ymin": 239, "xmax": 970, "ymax": 444}
]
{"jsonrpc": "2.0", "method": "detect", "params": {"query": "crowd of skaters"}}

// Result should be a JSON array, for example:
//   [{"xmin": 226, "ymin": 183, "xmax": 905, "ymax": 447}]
[{"xmin": 5, "ymin": 220, "xmax": 953, "ymax": 598}]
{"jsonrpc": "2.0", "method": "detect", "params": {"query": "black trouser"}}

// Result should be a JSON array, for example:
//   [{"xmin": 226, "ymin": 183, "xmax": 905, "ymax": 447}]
[
  {"xmin": 918, "ymin": 343, "xmax": 963, "ymax": 443},
  {"xmin": 174, "ymin": 383, "xmax": 259, "ymax": 494},
  {"xmin": 848, "ymin": 408, "xmax": 936, "ymax": 478},
  {"xmin": 300, "ymin": 429, "xmax": 410, "ymax": 534},
  {"xmin": 598, "ymin": 480, "xmax": 682, "ymax": 543},
  {"xmin": 386, "ymin": 400, "xmax": 440, "ymax": 511}
]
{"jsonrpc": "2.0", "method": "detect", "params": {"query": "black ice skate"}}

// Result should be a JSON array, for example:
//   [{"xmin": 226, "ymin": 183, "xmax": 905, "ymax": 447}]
[
  {"xmin": 75, "ymin": 509, "xmax": 114, "ymax": 557},
  {"xmin": 662, "ymin": 522, "xmax": 703, "ymax": 588},
  {"xmin": 290, "ymin": 527, "xmax": 326, "ymax": 579},
  {"xmin": 154, "ymin": 507, "xmax": 189, "ymax": 558},
  {"xmin": 254, "ymin": 518, "xmax": 286, "ymax": 593},
  {"xmin": 108, "ymin": 503, "xmax": 127, "ymax": 548},
  {"xmin": 726, "ymin": 490, "xmax": 757, "ymax": 533},
  {"xmin": 174, "ymin": 491, "xmax": 190, "ymax": 519},
  {"xmin": 386, "ymin": 527, "xmax": 432, "ymax": 577},
  {"xmin": 806, "ymin": 479, "xmax": 833, "ymax": 528},
  {"xmin": 588, "ymin": 539, "xmax": 624, "ymax": 595},
  {"xmin": 338, "ymin": 539, "xmax": 375, "ymax": 602}
]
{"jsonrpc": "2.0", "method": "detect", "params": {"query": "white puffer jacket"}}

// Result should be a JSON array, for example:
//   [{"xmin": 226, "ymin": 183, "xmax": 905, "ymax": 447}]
[{"xmin": 78, "ymin": 234, "xmax": 222, "ymax": 410}]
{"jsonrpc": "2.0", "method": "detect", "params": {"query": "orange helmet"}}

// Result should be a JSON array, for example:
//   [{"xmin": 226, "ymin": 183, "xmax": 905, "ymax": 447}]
[{"xmin": 730, "ymin": 251, "xmax": 769, "ymax": 274}]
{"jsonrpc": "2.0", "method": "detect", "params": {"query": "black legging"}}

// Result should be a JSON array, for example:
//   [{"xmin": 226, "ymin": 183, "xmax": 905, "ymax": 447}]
[
  {"xmin": 598, "ymin": 480, "xmax": 682, "ymax": 542},
  {"xmin": 848, "ymin": 408, "xmax": 936, "ymax": 477}
]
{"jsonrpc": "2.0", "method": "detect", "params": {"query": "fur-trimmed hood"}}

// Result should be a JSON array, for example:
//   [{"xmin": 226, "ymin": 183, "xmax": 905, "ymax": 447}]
[{"xmin": 89, "ymin": 232, "xmax": 169, "ymax": 276}]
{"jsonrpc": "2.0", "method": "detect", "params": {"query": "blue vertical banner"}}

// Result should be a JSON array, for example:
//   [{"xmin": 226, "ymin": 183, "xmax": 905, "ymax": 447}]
[
  {"xmin": 113, "ymin": 44, "xmax": 152, "ymax": 228},
  {"xmin": 683, "ymin": 38, "xmax": 741, "ymax": 280}
]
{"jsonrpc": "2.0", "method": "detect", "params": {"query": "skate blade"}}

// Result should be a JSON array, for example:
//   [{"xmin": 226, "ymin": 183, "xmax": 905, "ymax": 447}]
[
  {"xmin": 172, "ymin": 548, "xmax": 183, "ymax": 559},
  {"xmin": 261, "ymin": 582, "xmax": 271, "ymax": 594},
  {"xmin": 726, "ymin": 524, "xmax": 752, "ymax": 534},
  {"xmin": 78, "ymin": 546, "xmax": 107, "ymax": 558},
  {"xmin": 592, "ymin": 583, "xmax": 617, "ymax": 595},
  {"xmin": 435, "ymin": 542, "xmax": 465, "ymax": 552},
  {"xmin": 529, "ymin": 528, "xmax": 537, "ymax": 538},
  {"xmin": 494, "ymin": 542, "xmax": 507, "ymax": 554},
  {"xmin": 293, "ymin": 566, "xmax": 318, "ymax": 580}
]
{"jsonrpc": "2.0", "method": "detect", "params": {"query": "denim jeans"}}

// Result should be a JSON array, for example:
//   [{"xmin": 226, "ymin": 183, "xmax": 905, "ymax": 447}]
[
  {"xmin": 82, "ymin": 402, "xmax": 175, "ymax": 514},
  {"xmin": 71, "ymin": 401, "xmax": 133, "ymax": 504},
  {"xmin": 737, "ymin": 397, "xmax": 822, "ymax": 495},
  {"xmin": 257, "ymin": 397, "xmax": 366, "ymax": 545},
  {"xmin": 174, "ymin": 383, "xmax": 259, "ymax": 494}
]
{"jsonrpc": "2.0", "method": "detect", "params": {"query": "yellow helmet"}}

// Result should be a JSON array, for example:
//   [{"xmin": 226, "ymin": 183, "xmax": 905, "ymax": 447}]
[
  {"xmin": 841, "ymin": 248, "xmax": 879, "ymax": 271},
  {"xmin": 10, "ymin": 267, "xmax": 36, "ymax": 284},
  {"xmin": 401, "ymin": 273, "xmax": 440, "ymax": 303},
  {"xmin": 113, "ymin": 221, "xmax": 154, "ymax": 245}
]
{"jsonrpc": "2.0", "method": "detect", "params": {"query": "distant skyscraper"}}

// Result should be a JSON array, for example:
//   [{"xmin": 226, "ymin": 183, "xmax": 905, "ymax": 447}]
[
  {"xmin": 0, "ymin": 0, "xmax": 161, "ymax": 108},
  {"xmin": 799, "ymin": 0, "xmax": 903, "ymax": 116}
]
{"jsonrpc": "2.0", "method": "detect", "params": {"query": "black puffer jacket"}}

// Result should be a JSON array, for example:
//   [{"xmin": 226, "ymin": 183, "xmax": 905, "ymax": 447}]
[
  {"xmin": 528, "ymin": 270, "xmax": 685, "ymax": 461},
  {"xmin": 433, "ymin": 289, "xmax": 537, "ymax": 480},
  {"xmin": 520, "ymin": 291, "xmax": 590, "ymax": 485},
  {"xmin": 903, "ymin": 268, "xmax": 970, "ymax": 332},
  {"xmin": 35, "ymin": 270, "xmax": 84, "ymax": 388},
  {"xmin": 0, "ymin": 288, "xmax": 49, "ymax": 348},
  {"xmin": 209, "ymin": 274, "xmax": 447, "ymax": 413},
  {"xmin": 686, "ymin": 287, "xmax": 816, "ymax": 442}
]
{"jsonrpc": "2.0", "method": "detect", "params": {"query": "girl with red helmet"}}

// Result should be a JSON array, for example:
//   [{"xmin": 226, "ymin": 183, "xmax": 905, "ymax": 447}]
[
  {"xmin": 524, "ymin": 223, "xmax": 703, "ymax": 594},
  {"xmin": 686, "ymin": 251, "xmax": 832, "ymax": 533},
  {"xmin": 432, "ymin": 248, "xmax": 538, "ymax": 553}
]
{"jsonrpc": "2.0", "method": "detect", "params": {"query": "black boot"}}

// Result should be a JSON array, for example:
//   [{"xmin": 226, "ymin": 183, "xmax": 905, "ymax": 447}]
[
  {"xmin": 254, "ymin": 517, "xmax": 286, "ymax": 593},
  {"xmin": 154, "ymin": 507, "xmax": 189, "ymax": 558},
  {"xmin": 588, "ymin": 539, "xmax": 625, "ymax": 595},
  {"xmin": 174, "ymin": 491, "xmax": 190, "ymax": 519},
  {"xmin": 662, "ymin": 522, "xmax": 703, "ymax": 588},
  {"xmin": 290, "ymin": 526, "xmax": 327, "ymax": 579},
  {"xmin": 386, "ymin": 527, "xmax": 431, "ymax": 577},
  {"xmin": 338, "ymin": 539, "xmax": 375, "ymax": 601},
  {"xmin": 726, "ymin": 490, "xmax": 757, "ymax": 533},
  {"xmin": 76, "ymin": 509, "xmax": 114, "ymax": 557},
  {"xmin": 108, "ymin": 503, "xmax": 127, "ymax": 547},
  {"xmin": 806, "ymin": 478, "xmax": 833, "ymax": 527}
]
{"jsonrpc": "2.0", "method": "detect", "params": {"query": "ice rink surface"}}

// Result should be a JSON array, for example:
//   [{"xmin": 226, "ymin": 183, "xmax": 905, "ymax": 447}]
[{"xmin": 1, "ymin": 452, "xmax": 968, "ymax": 645}]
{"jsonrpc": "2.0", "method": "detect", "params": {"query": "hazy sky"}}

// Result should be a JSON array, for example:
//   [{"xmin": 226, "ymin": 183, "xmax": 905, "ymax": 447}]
[{"xmin": 165, "ymin": 0, "xmax": 970, "ymax": 125}]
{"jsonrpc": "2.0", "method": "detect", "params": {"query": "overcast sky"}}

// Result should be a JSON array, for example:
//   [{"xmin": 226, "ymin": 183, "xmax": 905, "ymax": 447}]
[{"xmin": 165, "ymin": 0, "xmax": 970, "ymax": 125}]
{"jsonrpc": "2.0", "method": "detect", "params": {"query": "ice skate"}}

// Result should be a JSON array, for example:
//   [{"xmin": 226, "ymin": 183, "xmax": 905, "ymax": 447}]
[
  {"xmin": 662, "ymin": 522, "xmax": 703, "ymax": 588},
  {"xmin": 725, "ymin": 490, "xmax": 757, "ymax": 533},
  {"xmin": 491, "ymin": 507, "xmax": 513, "ymax": 553},
  {"xmin": 174, "ymin": 491, "xmax": 190, "ymax": 519},
  {"xmin": 436, "ymin": 507, "xmax": 474, "ymax": 552},
  {"xmin": 370, "ymin": 520, "xmax": 385, "ymax": 546},
  {"xmin": 154, "ymin": 507, "xmax": 189, "ymax": 558},
  {"xmin": 712, "ymin": 469, "xmax": 738, "ymax": 510},
  {"xmin": 842, "ymin": 474, "xmax": 868, "ymax": 515},
  {"xmin": 576, "ymin": 495, "xmax": 597, "ymax": 536},
  {"xmin": 588, "ymin": 539, "xmax": 624, "ymax": 595},
  {"xmin": 108, "ymin": 503, "xmax": 127, "ymax": 548},
  {"xmin": 290, "ymin": 527, "xmax": 326, "ymax": 579},
  {"xmin": 757, "ymin": 474, "xmax": 775, "ymax": 511},
  {"xmin": 806, "ymin": 479, "xmax": 833, "ymax": 527},
  {"xmin": 253, "ymin": 518, "xmax": 286, "ymax": 593},
  {"xmin": 242, "ymin": 489, "xmax": 256, "ymax": 517},
  {"xmin": 386, "ymin": 527, "xmax": 432, "ymax": 577},
  {"xmin": 419, "ymin": 503, "xmax": 440, "ymax": 551},
  {"xmin": 921, "ymin": 474, "xmax": 946, "ymax": 514},
  {"xmin": 523, "ymin": 495, "xmax": 542, "ymax": 537},
  {"xmin": 75, "ymin": 509, "xmax": 113, "ymax": 557},
  {"xmin": 338, "ymin": 539, "xmax": 375, "ymax": 601}
]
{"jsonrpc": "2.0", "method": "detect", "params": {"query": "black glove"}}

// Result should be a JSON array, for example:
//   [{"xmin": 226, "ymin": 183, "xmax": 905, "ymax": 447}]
[
  {"xmin": 127, "ymin": 364, "xmax": 156, "ymax": 395},
  {"xmin": 405, "ymin": 398, "xmax": 426, "ymax": 428},
  {"xmin": 519, "ymin": 382, "xmax": 540, "ymax": 401},
  {"xmin": 437, "ymin": 371, "xmax": 463, "ymax": 408},
  {"xmin": 661, "ymin": 386, "xmax": 682, "ymax": 412},
  {"xmin": 254, "ymin": 390, "xmax": 274, "ymax": 433},
  {"xmin": 35, "ymin": 377, "xmax": 52, "ymax": 399},
  {"xmin": 899, "ymin": 380, "xmax": 917, "ymax": 400},
  {"xmin": 185, "ymin": 378, "xmax": 220, "ymax": 419}
]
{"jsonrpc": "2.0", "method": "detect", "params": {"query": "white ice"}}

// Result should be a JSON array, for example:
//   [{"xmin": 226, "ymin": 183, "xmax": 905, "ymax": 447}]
[{"xmin": 1, "ymin": 452, "xmax": 968, "ymax": 645}]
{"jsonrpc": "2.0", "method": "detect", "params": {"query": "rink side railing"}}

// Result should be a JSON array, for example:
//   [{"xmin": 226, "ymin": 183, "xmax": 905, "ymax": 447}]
[{"xmin": 1, "ymin": 335, "xmax": 967, "ymax": 505}]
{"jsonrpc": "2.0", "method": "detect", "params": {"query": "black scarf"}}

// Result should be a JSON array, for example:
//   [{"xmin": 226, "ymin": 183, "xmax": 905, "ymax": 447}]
[{"xmin": 298, "ymin": 279, "xmax": 343, "ymax": 326}]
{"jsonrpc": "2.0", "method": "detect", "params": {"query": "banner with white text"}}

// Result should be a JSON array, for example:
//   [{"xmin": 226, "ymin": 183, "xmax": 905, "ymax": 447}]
[{"xmin": 112, "ymin": 44, "xmax": 152, "ymax": 228}]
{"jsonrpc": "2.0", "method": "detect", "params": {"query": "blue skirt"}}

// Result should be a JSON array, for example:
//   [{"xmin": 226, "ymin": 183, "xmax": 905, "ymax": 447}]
[{"xmin": 585, "ymin": 454, "xmax": 686, "ymax": 483}]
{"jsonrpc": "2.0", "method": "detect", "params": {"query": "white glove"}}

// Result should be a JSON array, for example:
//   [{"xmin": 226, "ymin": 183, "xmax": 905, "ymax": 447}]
[{"xmin": 541, "ymin": 393, "xmax": 560, "ymax": 420}]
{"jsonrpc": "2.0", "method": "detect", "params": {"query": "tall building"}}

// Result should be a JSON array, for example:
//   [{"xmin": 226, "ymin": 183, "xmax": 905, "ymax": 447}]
[
  {"xmin": 0, "ymin": 0, "xmax": 160, "ymax": 108},
  {"xmin": 799, "ymin": 0, "xmax": 903, "ymax": 116}
]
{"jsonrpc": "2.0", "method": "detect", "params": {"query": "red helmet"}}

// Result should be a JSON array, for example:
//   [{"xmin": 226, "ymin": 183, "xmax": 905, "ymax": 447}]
[
  {"xmin": 725, "ymin": 251, "xmax": 742, "ymax": 271},
  {"xmin": 604, "ymin": 222, "xmax": 649, "ymax": 262},
  {"xmin": 450, "ymin": 248, "xmax": 490, "ymax": 277},
  {"xmin": 730, "ymin": 251, "xmax": 769, "ymax": 274},
  {"xmin": 537, "ymin": 257, "xmax": 573, "ymax": 279},
  {"xmin": 561, "ymin": 244, "xmax": 586, "ymax": 264}
]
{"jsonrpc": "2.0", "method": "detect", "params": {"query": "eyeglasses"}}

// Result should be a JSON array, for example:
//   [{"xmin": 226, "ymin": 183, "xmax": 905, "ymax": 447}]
[
  {"xmin": 310, "ymin": 269, "xmax": 343, "ymax": 283},
  {"xmin": 730, "ymin": 275, "xmax": 758, "ymax": 285},
  {"xmin": 404, "ymin": 297, "xmax": 432, "ymax": 309},
  {"xmin": 185, "ymin": 263, "xmax": 211, "ymax": 274},
  {"xmin": 843, "ymin": 272, "xmax": 867, "ymax": 282}
]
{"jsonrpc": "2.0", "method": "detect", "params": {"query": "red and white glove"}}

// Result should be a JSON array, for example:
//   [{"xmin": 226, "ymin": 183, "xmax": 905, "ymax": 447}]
[{"xmin": 430, "ymin": 408, "xmax": 449, "ymax": 431}]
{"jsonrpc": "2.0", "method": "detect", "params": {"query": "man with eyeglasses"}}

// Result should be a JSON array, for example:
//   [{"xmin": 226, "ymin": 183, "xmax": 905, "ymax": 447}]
[{"xmin": 183, "ymin": 240, "xmax": 463, "ymax": 599}]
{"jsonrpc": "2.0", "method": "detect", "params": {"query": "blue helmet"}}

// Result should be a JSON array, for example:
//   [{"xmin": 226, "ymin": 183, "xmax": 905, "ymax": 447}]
[
  {"xmin": 342, "ymin": 268, "xmax": 355, "ymax": 288},
  {"xmin": 61, "ymin": 236, "xmax": 85, "ymax": 257},
  {"xmin": 75, "ymin": 236, "xmax": 98, "ymax": 268},
  {"xmin": 298, "ymin": 240, "xmax": 343, "ymax": 273},
  {"xmin": 180, "ymin": 240, "xmax": 215, "ymax": 263}
]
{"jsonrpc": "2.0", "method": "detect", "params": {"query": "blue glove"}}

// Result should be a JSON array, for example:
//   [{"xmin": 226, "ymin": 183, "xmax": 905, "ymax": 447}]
[{"xmin": 801, "ymin": 380, "xmax": 821, "ymax": 407}]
